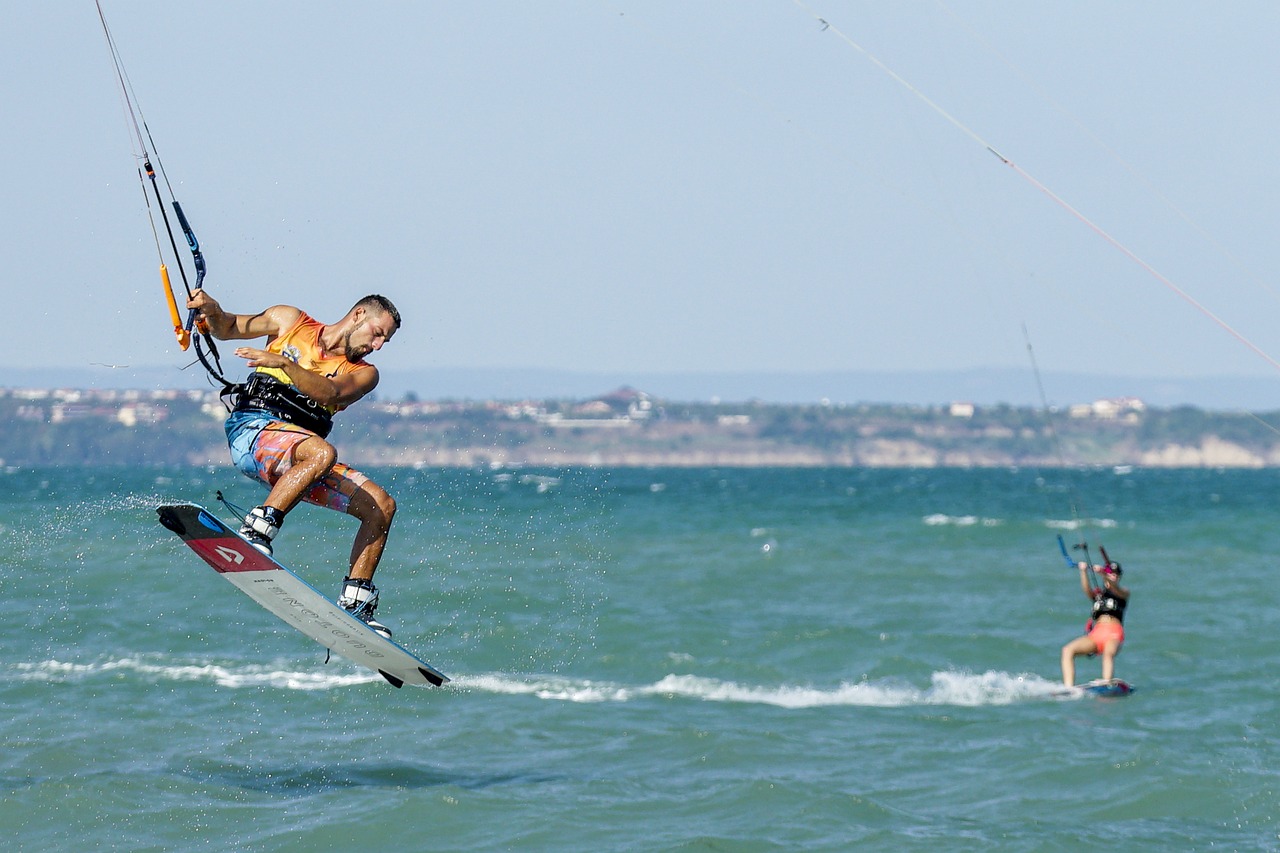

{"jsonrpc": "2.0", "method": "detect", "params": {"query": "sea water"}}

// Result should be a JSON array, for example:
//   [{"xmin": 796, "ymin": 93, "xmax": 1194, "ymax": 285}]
[{"xmin": 1, "ymin": 465, "xmax": 1277, "ymax": 850}]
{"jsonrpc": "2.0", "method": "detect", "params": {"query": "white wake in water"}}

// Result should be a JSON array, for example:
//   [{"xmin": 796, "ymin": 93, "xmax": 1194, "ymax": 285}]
[
  {"xmin": 11, "ymin": 656, "xmax": 379, "ymax": 690},
  {"xmin": 921, "ymin": 514, "xmax": 1004, "ymax": 527},
  {"xmin": 457, "ymin": 669, "xmax": 1068, "ymax": 707},
  {"xmin": 10, "ymin": 657, "xmax": 1073, "ymax": 705}
]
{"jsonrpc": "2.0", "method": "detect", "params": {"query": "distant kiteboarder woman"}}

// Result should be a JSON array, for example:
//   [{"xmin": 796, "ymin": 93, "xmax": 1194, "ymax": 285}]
[{"xmin": 1060, "ymin": 557, "xmax": 1129, "ymax": 687}]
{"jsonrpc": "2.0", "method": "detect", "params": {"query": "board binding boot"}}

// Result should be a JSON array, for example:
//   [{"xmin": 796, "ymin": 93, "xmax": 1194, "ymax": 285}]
[
  {"xmin": 239, "ymin": 506, "xmax": 284, "ymax": 556},
  {"xmin": 338, "ymin": 577, "xmax": 393, "ymax": 640}
]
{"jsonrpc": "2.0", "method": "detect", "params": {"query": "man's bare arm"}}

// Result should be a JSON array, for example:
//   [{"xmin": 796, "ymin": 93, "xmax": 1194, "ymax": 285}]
[{"xmin": 187, "ymin": 292, "xmax": 301, "ymax": 342}]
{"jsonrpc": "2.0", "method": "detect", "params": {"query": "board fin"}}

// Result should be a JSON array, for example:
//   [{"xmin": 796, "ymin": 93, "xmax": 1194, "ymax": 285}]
[
  {"xmin": 379, "ymin": 670, "xmax": 405, "ymax": 689},
  {"xmin": 419, "ymin": 667, "xmax": 446, "ymax": 687}
]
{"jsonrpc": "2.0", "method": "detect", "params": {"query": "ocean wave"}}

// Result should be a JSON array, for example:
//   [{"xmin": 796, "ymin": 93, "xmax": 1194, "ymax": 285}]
[
  {"xmin": 459, "ymin": 673, "xmax": 636, "ymax": 703},
  {"xmin": 455, "ymin": 670, "xmax": 1068, "ymax": 708},
  {"xmin": 9, "ymin": 657, "xmax": 1075, "ymax": 706},
  {"xmin": 922, "ymin": 514, "xmax": 1003, "ymax": 527},
  {"xmin": 1044, "ymin": 518, "xmax": 1118, "ymax": 530},
  {"xmin": 9, "ymin": 656, "xmax": 379, "ymax": 690}
]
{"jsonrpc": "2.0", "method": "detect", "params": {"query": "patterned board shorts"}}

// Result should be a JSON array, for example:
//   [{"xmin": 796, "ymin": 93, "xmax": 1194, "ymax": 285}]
[{"xmin": 225, "ymin": 410, "xmax": 369, "ymax": 513}]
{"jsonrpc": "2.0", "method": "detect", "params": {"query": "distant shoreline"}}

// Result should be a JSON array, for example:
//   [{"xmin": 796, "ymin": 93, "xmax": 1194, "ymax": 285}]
[{"xmin": 6, "ymin": 386, "xmax": 1280, "ymax": 469}]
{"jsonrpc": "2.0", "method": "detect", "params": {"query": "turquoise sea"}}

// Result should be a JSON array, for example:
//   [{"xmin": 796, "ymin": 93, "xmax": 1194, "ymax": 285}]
[{"xmin": 2, "ymin": 464, "xmax": 1278, "ymax": 851}]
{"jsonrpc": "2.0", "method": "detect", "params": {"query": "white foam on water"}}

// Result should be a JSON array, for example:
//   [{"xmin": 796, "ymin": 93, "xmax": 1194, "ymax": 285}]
[
  {"xmin": 922, "ymin": 514, "xmax": 1004, "ymax": 527},
  {"xmin": 1045, "ymin": 517, "xmax": 1118, "ymax": 530},
  {"xmin": 454, "ymin": 669, "xmax": 1069, "ymax": 708},
  {"xmin": 10, "ymin": 657, "xmax": 1074, "ymax": 705},
  {"xmin": 458, "ymin": 673, "xmax": 635, "ymax": 703},
  {"xmin": 11, "ymin": 656, "xmax": 379, "ymax": 690}
]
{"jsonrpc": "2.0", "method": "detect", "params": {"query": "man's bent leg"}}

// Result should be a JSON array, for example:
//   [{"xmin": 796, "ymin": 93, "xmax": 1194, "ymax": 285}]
[
  {"xmin": 240, "ymin": 430, "xmax": 337, "ymax": 554},
  {"xmin": 281, "ymin": 458, "xmax": 395, "ymax": 639},
  {"xmin": 345, "ymin": 480, "xmax": 397, "ymax": 582},
  {"xmin": 263, "ymin": 435, "xmax": 338, "ymax": 513},
  {"xmin": 335, "ymin": 479, "xmax": 396, "ymax": 640}
]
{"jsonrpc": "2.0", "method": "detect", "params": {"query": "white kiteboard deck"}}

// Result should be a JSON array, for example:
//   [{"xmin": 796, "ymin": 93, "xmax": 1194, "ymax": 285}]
[{"xmin": 157, "ymin": 503, "xmax": 448, "ymax": 688}]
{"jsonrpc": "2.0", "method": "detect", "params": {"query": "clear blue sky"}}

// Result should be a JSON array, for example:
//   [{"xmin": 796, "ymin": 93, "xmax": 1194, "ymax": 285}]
[{"xmin": 7, "ymin": 2, "xmax": 1280, "ymax": 389}]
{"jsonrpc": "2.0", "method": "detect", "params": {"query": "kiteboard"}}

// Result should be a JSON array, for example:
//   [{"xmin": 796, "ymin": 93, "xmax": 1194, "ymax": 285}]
[
  {"xmin": 1080, "ymin": 678, "xmax": 1134, "ymax": 697},
  {"xmin": 1053, "ymin": 678, "xmax": 1135, "ymax": 699},
  {"xmin": 157, "ymin": 503, "xmax": 448, "ymax": 688}
]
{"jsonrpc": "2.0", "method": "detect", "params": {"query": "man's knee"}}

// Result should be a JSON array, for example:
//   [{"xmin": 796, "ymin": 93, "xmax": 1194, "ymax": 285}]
[
  {"xmin": 379, "ymin": 490, "xmax": 397, "ymax": 523},
  {"xmin": 353, "ymin": 484, "xmax": 396, "ymax": 527},
  {"xmin": 288, "ymin": 439, "xmax": 338, "ymax": 481},
  {"xmin": 305, "ymin": 439, "xmax": 338, "ymax": 469}
]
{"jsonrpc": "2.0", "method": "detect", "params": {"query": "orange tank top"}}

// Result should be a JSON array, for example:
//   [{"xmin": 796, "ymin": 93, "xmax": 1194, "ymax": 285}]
[{"xmin": 255, "ymin": 311, "xmax": 370, "ymax": 413}]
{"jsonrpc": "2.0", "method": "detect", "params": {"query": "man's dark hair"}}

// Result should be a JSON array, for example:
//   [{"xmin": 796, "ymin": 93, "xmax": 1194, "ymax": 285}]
[{"xmin": 357, "ymin": 294, "xmax": 401, "ymax": 329}]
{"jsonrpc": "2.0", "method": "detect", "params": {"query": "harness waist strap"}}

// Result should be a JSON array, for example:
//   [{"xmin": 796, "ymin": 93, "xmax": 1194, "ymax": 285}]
[{"xmin": 233, "ymin": 373, "xmax": 334, "ymax": 438}]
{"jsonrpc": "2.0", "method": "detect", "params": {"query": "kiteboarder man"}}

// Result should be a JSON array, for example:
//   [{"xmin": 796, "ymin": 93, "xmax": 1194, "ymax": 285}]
[{"xmin": 186, "ymin": 290, "xmax": 401, "ymax": 639}]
